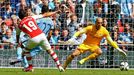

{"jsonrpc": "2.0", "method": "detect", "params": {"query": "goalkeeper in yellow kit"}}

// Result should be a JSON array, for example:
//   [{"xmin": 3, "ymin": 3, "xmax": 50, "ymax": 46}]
[{"xmin": 63, "ymin": 17, "xmax": 127, "ymax": 70}]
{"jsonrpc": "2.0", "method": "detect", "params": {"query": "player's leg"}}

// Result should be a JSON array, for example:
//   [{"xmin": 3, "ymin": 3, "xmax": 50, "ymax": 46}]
[
  {"xmin": 30, "ymin": 46, "xmax": 42, "ymax": 57},
  {"xmin": 43, "ymin": 44, "xmax": 64, "ymax": 71},
  {"xmin": 21, "ymin": 41, "xmax": 42, "ymax": 68},
  {"xmin": 22, "ymin": 46, "xmax": 42, "ymax": 72},
  {"xmin": 10, "ymin": 47, "xmax": 23, "ymax": 65},
  {"xmin": 63, "ymin": 48, "xmax": 81, "ymax": 70},
  {"xmin": 17, "ymin": 47, "xmax": 29, "ymax": 68},
  {"xmin": 22, "ymin": 51, "xmax": 33, "ymax": 72},
  {"xmin": 22, "ymin": 39, "xmax": 38, "ymax": 72},
  {"xmin": 39, "ymin": 33, "xmax": 64, "ymax": 72},
  {"xmin": 17, "ymin": 47, "xmax": 23, "ymax": 60},
  {"xmin": 46, "ymin": 49, "xmax": 63, "ymax": 70},
  {"xmin": 21, "ymin": 56, "xmax": 29, "ymax": 68},
  {"xmin": 79, "ymin": 48, "xmax": 102, "ymax": 64}
]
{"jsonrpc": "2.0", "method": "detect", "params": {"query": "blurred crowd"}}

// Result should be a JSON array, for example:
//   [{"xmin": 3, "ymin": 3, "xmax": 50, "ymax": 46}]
[{"xmin": 0, "ymin": 0, "xmax": 133, "ymax": 50}]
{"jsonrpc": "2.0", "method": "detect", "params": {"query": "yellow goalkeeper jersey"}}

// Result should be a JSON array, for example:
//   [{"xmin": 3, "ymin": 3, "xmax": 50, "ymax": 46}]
[{"xmin": 82, "ymin": 25, "xmax": 109, "ymax": 46}]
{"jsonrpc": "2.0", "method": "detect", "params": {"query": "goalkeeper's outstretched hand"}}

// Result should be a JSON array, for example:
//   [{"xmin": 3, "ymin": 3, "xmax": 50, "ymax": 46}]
[
  {"xmin": 66, "ymin": 37, "xmax": 77, "ymax": 45},
  {"xmin": 68, "ymin": 37, "xmax": 75, "ymax": 42},
  {"xmin": 58, "ymin": 37, "xmax": 77, "ymax": 45},
  {"xmin": 116, "ymin": 48, "xmax": 127, "ymax": 57}
]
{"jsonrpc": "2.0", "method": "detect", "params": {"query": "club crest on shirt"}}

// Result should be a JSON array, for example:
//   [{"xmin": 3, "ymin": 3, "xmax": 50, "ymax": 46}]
[
  {"xmin": 94, "ymin": 33, "xmax": 103, "ymax": 38},
  {"xmin": 98, "ymin": 33, "xmax": 103, "ymax": 37}
]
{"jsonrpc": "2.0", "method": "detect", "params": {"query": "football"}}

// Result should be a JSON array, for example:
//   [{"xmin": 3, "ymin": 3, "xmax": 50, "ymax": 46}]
[{"xmin": 120, "ymin": 62, "xmax": 129, "ymax": 71}]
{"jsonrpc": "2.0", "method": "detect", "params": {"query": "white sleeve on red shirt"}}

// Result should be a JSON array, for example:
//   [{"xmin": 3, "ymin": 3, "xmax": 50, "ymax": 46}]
[{"xmin": 31, "ymin": 15, "xmax": 43, "ymax": 20}]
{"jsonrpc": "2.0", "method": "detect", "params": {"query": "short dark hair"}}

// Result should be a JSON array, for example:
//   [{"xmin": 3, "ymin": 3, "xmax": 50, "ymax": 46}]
[
  {"xmin": 18, "ymin": 8, "xmax": 27, "ymax": 19},
  {"xmin": 41, "ymin": 5, "xmax": 49, "ymax": 14}
]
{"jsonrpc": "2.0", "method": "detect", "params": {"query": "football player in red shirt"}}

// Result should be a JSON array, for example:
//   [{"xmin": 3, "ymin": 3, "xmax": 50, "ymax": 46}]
[{"xmin": 17, "ymin": 7, "xmax": 64, "ymax": 72}]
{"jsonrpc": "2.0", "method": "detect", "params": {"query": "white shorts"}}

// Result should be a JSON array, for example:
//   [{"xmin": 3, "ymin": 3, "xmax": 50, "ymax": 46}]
[{"xmin": 25, "ymin": 33, "xmax": 51, "ymax": 51}]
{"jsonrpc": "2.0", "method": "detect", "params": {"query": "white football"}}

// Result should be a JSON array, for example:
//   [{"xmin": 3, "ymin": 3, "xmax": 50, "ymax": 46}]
[{"xmin": 120, "ymin": 62, "xmax": 129, "ymax": 71}]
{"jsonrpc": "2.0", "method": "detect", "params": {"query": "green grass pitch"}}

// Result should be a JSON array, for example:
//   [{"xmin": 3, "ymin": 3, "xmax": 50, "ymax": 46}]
[{"xmin": 0, "ymin": 68, "xmax": 134, "ymax": 75}]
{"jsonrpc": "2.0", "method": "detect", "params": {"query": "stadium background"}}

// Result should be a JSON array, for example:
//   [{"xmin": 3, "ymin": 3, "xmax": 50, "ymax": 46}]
[{"xmin": 0, "ymin": 0, "xmax": 134, "ymax": 75}]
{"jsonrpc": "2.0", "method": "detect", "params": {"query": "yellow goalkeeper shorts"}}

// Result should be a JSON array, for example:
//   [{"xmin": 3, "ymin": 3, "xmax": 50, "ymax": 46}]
[{"xmin": 77, "ymin": 44, "xmax": 99, "ymax": 53}]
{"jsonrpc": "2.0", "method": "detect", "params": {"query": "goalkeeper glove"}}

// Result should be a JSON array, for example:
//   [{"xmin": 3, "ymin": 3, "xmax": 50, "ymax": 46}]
[
  {"xmin": 63, "ymin": 36, "xmax": 77, "ymax": 45},
  {"xmin": 68, "ymin": 36, "xmax": 76, "ymax": 42},
  {"xmin": 69, "ymin": 36, "xmax": 77, "ymax": 41},
  {"xmin": 116, "ymin": 48, "xmax": 127, "ymax": 57}
]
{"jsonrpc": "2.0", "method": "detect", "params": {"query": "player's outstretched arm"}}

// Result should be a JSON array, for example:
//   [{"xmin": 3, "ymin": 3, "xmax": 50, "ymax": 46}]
[
  {"xmin": 32, "ymin": 10, "xmax": 61, "ymax": 20},
  {"xmin": 106, "ymin": 36, "xmax": 127, "ymax": 57},
  {"xmin": 62, "ymin": 28, "xmax": 86, "ymax": 45},
  {"xmin": 59, "ymin": 27, "xmax": 88, "ymax": 45},
  {"xmin": 42, "ymin": 10, "xmax": 61, "ymax": 17}
]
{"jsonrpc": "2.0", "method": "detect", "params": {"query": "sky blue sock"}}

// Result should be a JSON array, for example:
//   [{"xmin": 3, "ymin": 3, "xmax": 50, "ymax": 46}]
[
  {"xmin": 17, "ymin": 47, "xmax": 22, "ymax": 60},
  {"xmin": 22, "ymin": 56, "xmax": 29, "ymax": 68}
]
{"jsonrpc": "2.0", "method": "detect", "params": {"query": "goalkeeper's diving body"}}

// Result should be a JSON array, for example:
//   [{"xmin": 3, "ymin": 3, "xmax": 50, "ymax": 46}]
[{"xmin": 63, "ymin": 17, "xmax": 127, "ymax": 70}]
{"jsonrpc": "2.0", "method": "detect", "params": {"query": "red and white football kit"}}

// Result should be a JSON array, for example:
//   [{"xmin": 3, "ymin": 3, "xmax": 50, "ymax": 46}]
[
  {"xmin": 17, "ymin": 15, "xmax": 64, "ymax": 72},
  {"xmin": 18, "ymin": 15, "xmax": 51, "ymax": 50}
]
